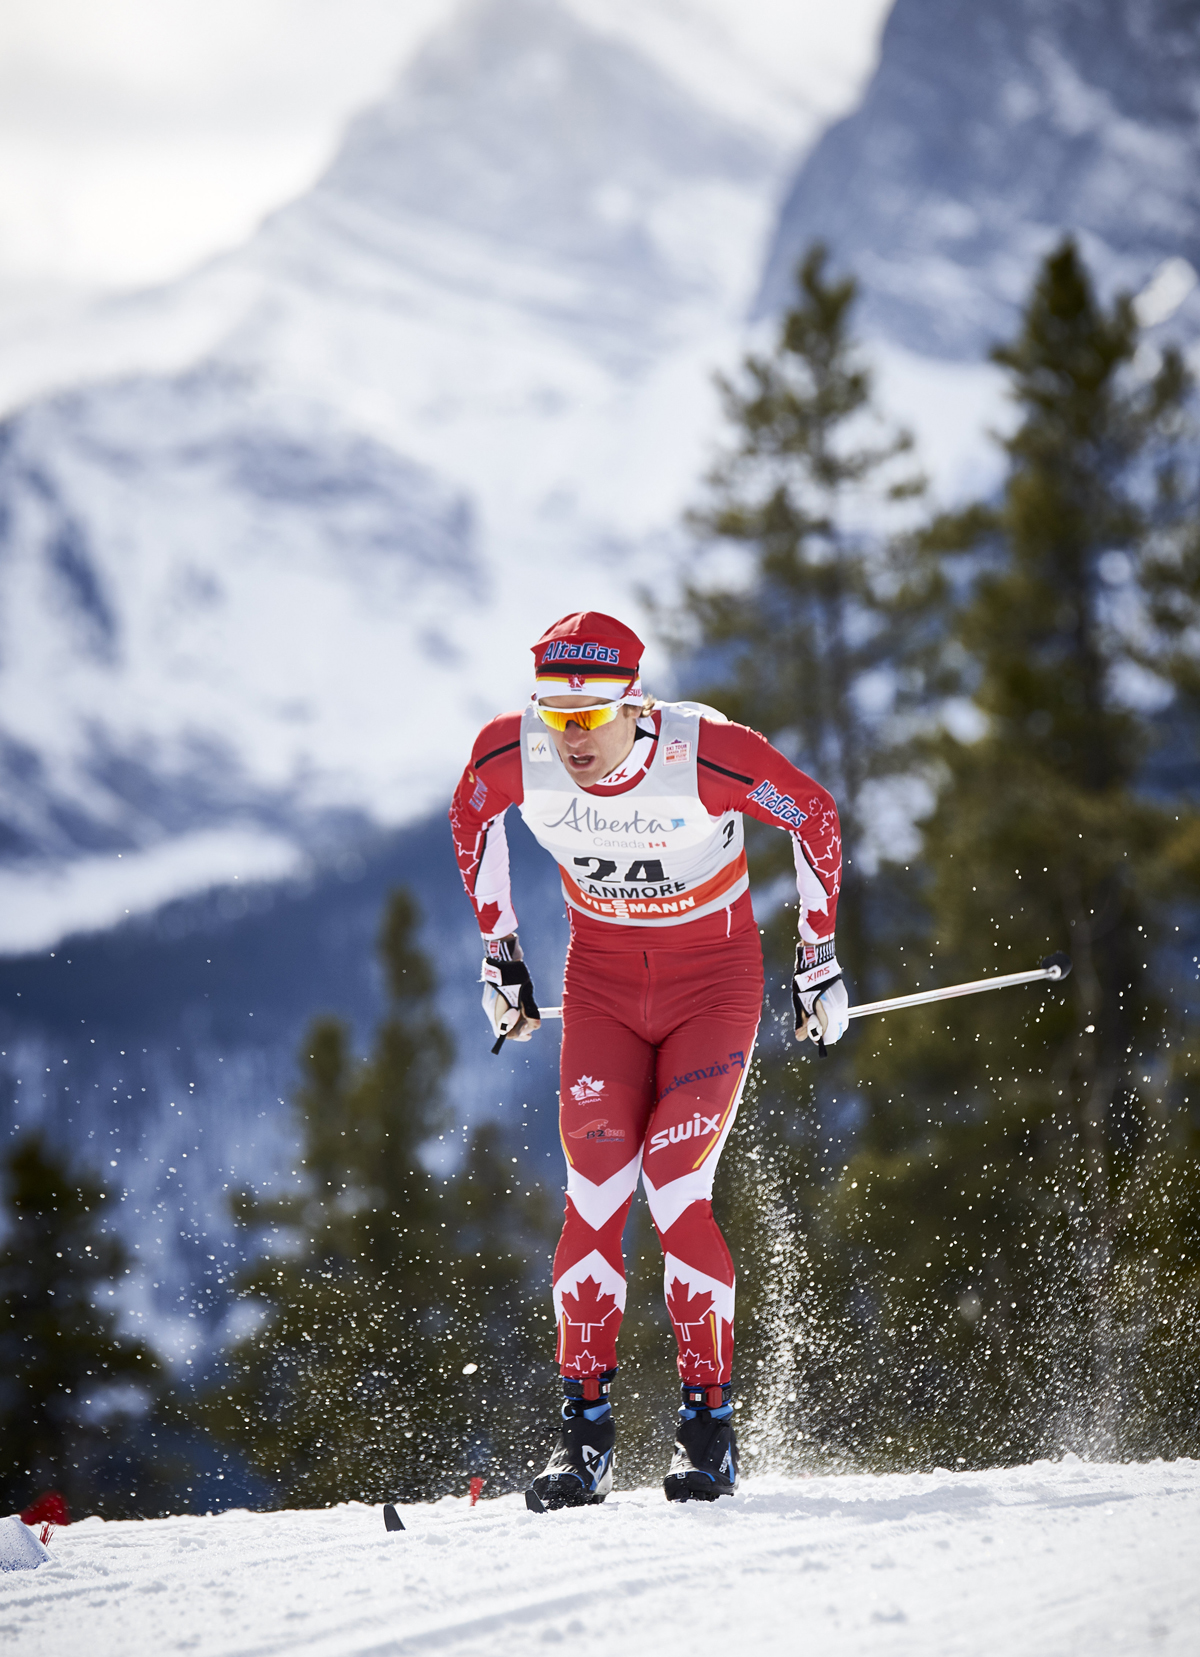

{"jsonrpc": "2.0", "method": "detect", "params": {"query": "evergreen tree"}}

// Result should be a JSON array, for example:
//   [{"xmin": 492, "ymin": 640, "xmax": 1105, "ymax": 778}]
[
  {"xmin": 668, "ymin": 248, "xmax": 941, "ymax": 1452},
  {"xmin": 677, "ymin": 244, "xmax": 934, "ymax": 994},
  {"xmin": 825, "ymin": 239, "xmax": 1200, "ymax": 1461},
  {"xmin": 204, "ymin": 890, "xmax": 551, "ymax": 1504},
  {"xmin": 0, "ymin": 1133, "xmax": 161, "ymax": 1515}
]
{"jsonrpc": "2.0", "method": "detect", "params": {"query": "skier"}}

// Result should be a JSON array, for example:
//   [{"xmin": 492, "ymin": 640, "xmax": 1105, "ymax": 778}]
[{"xmin": 449, "ymin": 611, "xmax": 846, "ymax": 1506}]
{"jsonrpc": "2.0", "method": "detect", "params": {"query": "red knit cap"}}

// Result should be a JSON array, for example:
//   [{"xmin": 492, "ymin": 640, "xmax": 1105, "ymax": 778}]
[{"xmin": 531, "ymin": 612, "xmax": 645, "ymax": 701}]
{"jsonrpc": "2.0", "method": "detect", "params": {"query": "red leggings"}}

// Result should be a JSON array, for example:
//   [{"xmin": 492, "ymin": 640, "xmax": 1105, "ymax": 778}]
[{"xmin": 551, "ymin": 923, "xmax": 763, "ymax": 1385}]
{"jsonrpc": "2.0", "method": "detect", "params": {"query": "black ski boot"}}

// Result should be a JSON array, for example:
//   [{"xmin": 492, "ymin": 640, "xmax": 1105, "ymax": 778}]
[
  {"xmin": 664, "ymin": 1381, "xmax": 738, "ymax": 1503},
  {"xmin": 526, "ymin": 1371, "xmax": 616, "ymax": 1512}
]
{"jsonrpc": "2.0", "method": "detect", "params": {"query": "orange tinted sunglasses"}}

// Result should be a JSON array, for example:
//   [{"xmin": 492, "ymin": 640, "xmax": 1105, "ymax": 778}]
[{"xmin": 535, "ymin": 701, "xmax": 624, "ymax": 733}]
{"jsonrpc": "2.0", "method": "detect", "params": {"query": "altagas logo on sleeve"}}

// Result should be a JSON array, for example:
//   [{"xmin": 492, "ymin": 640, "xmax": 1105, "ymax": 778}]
[{"xmin": 748, "ymin": 779, "xmax": 809, "ymax": 829}]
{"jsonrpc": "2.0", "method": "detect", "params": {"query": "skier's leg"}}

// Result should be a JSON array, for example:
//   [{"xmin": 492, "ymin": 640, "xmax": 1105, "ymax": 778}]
[
  {"xmin": 640, "ymin": 939, "xmax": 763, "ymax": 1386},
  {"xmin": 642, "ymin": 1020, "xmax": 756, "ymax": 1382},
  {"xmin": 530, "ymin": 970, "xmax": 656, "ymax": 1510},
  {"xmin": 638, "ymin": 942, "xmax": 761, "ymax": 1503},
  {"xmin": 552, "ymin": 995, "xmax": 657, "ymax": 1378}
]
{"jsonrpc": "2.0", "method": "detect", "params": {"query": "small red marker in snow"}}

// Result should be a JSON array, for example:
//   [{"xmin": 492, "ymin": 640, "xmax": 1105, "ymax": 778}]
[
  {"xmin": 469, "ymin": 1477, "xmax": 485, "ymax": 1507},
  {"xmin": 20, "ymin": 1491, "xmax": 70, "ymax": 1547}
]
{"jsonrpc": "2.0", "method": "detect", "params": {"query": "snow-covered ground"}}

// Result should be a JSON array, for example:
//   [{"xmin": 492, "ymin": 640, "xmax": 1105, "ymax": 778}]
[{"xmin": 6, "ymin": 1460, "xmax": 1198, "ymax": 1655}]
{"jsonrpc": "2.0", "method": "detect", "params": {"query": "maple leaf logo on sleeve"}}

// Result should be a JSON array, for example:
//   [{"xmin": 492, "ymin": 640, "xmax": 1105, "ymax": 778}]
[
  {"xmin": 666, "ymin": 1278, "xmax": 715, "ymax": 1340},
  {"xmin": 560, "ymin": 1277, "xmax": 620, "ymax": 1342}
]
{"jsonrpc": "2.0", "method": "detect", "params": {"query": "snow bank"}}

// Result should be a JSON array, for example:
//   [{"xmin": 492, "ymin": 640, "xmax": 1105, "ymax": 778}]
[
  {"xmin": 6, "ymin": 1460, "xmax": 1198, "ymax": 1654},
  {"xmin": 0, "ymin": 1516, "xmax": 50, "ymax": 1573}
]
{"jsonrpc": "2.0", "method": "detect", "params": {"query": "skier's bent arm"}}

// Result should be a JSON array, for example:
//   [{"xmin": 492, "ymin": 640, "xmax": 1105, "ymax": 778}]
[
  {"xmin": 450, "ymin": 712, "xmax": 524, "ymax": 938},
  {"xmin": 695, "ymin": 720, "xmax": 841, "ymax": 934},
  {"xmin": 449, "ymin": 715, "xmax": 540, "ymax": 1042},
  {"xmin": 696, "ymin": 719, "xmax": 848, "ymax": 1048}
]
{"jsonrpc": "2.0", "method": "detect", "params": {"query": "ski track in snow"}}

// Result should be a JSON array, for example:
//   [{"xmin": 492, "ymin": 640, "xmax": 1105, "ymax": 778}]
[{"xmin": 4, "ymin": 1461, "xmax": 1197, "ymax": 1656}]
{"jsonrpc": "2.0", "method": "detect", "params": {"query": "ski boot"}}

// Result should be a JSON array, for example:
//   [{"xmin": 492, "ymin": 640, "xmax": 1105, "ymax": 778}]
[
  {"xmin": 664, "ymin": 1381, "xmax": 737, "ymax": 1503},
  {"xmin": 526, "ymin": 1370, "xmax": 616, "ymax": 1511}
]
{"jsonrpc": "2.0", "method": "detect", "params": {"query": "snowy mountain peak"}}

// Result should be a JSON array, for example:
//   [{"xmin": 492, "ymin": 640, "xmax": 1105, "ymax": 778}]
[
  {"xmin": 0, "ymin": 0, "xmax": 792, "ymax": 950},
  {"xmin": 270, "ymin": 0, "xmax": 779, "ymax": 347},
  {"xmin": 328, "ymin": 0, "xmax": 771, "ymax": 238},
  {"xmin": 758, "ymin": 0, "xmax": 1200, "ymax": 357}
]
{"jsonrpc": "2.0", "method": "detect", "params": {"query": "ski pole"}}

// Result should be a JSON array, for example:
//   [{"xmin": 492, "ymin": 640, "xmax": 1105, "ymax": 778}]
[
  {"xmin": 841, "ymin": 951, "xmax": 1071, "ymax": 1020},
  {"xmin": 533, "ymin": 954, "xmax": 1072, "ymax": 1024}
]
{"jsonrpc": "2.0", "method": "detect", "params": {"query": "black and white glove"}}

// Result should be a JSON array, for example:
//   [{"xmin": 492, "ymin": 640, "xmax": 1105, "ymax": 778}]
[
  {"xmin": 481, "ymin": 935, "xmax": 541, "ymax": 1053},
  {"xmin": 792, "ymin": 939, "xmax": 849, "ymax": 1054}
]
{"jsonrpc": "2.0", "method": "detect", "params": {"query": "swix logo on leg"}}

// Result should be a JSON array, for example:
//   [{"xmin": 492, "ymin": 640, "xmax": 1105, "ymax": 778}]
[
  {"xmin": 569, "ymin": 1075, "xmax": 606, "ymax": 1105},
  {"xmin": 648, "ymin": 1111, "xmax": 722, "ymax": 1154}
]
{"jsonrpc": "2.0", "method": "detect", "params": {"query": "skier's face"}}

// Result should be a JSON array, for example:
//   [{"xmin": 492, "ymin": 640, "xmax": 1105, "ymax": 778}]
[{"xmin": 539, "ymin": 698, "xmax": 640, "ymax": 784}]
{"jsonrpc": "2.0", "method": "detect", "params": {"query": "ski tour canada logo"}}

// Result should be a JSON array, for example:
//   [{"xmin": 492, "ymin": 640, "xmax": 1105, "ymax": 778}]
[{"xmin": 570, "ymin": 1075, "xmax": 605, "ymax": 1105}]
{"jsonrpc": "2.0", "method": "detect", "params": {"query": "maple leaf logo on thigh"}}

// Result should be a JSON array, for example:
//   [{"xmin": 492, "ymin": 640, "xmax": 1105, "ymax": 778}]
[
  {"xmin": 560, "ymin": 1277, "xmax": 620, "ymax": 1343},
  {"xmin": 570, "ymin": 1075, "xmax": 606, "ymax": 1105},
  {"xmin": 667, "ymin": 1278, "xmax": 715, "ymax": 1341}
]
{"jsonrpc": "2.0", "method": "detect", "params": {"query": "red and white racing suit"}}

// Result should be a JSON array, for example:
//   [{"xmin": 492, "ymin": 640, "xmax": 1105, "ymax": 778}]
[{"xmin": 450, "ymin": 703, "xmax": 841, "ymax": 1385}]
